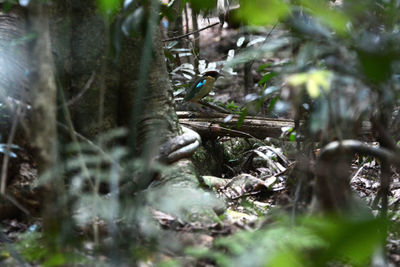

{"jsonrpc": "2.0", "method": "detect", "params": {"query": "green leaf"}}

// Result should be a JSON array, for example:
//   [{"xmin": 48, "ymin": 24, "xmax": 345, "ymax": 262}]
[
  {"xmin": 258, "ymin": 63, "xmax": 272, "ymax": 71},
  {"xmin": 287, "ymin": 70, "xmax": 333, "ymax": 99},
  {"xmin": 303, "ymin": 0, "xmax": 349, "ymax": 34},
  {"xmin": 287, "ymin": 73, "xmax": 308, "ymax": 87},
  {"xmin": 97, "ymin": 0, "xmax": 121, "ymax": 17},
  {"xmin": 14, "ymin": 232, "xmax": 46, "ymax": 262},
  {"xmin": 164, "ymin": 49, "xmax": 176, "ymax": 63},
  {"xmin": 289, "ymin": 131, "xmax": 296, "ymax": 142},
  {"xmin": 307, "ymin": 70, "xmax": 332, "ymax": 98},
  {"xmin": 301, "ymin": 216, "xmax": 386, "ymax": 266},
  {"xmin": 358, "ymin": 51, "xmax": 393, "ymax": 84},
  {"xmin": 238, "ymin": 0, "xmax": 289, "ymax": 26},
  {"xmin": 2, "ymin": 2, "xmax": 15, "ymax": 12},
  {"xmin": 316, "ymin": 8, "xmax": 348, "ymax": 34},
  {"xmin": 43, "ymin": 253, "xmax": 67, "ymax": 267},
  {"xmin": 237, "ymin": 108, "xmax": 248, "ymax": 128},
  {"xmin": 258, "ymin": 72, "xmax": 277, "ymax": 85},
  {"xmin": 268, "ymin": 95, "xmax": 279, "ymax": 112},
  {"xmin": 270, "ymin": 250, "xmax": 305, "ymax": 267}
]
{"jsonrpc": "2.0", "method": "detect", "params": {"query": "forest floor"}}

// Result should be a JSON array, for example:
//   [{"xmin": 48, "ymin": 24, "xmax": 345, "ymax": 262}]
[
  {"xmin": 1, "ymin": 16, "xmax": 400, "ymax": 267},
  {"xmin": 170, "ymin": 16, "xmax": 400, "ymax": 266}
]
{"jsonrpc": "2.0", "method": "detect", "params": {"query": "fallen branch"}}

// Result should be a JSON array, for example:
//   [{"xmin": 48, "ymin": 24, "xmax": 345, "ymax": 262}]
[{"xmin": 178, "ymin": 111, "xmax": 372, "ymax": 140}]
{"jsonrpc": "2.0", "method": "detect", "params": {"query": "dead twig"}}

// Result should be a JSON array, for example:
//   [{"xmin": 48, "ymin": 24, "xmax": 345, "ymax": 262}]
[
  {"xmin": 198, "ymin": 100, "xmax": 231, "ymax": 114},
  {"xmin": 0, "ymin": 105, "xmax": 21, "ymax": 194},
  {"xmin": 350, "ymin": 160, "xmax": 367, "ymax": 183},
  {"xmin": 59, "ymin": 71, "xmax": 96, "ymax": 109},
  {"xmin": 162, "ymin": 22, "xmax": 220, "ymax": 42},
  {"xmin": 1, "ymin": 193, "xmax": 30, "ymax": 216}
]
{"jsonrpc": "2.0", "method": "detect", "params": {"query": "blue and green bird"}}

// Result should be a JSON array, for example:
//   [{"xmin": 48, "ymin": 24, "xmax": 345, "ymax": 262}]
[{"xmin": 184, "ymin": 70, "xmax": 220, "ymax": 102}]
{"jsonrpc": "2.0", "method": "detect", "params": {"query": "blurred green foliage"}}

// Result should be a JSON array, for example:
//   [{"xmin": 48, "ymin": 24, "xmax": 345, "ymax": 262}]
[
  {"xmin": 238, "ymin": 0, "xmax": 289, "ymax": 26},
  {"xmin": 14, "ymin": 232, "xmax": 46, "ymax": 263},
  {"xmin": 187, "ymin": 214, "xmax": 386, "ymax": 267},
  {"xmin": 96, "ymin": 0, "xmax": 122, "ymax": 17}
]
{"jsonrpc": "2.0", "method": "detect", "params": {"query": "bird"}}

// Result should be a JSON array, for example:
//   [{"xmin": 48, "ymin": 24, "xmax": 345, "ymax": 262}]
[{"xmin": 184, "ymin": 70, "xmax": 220, "ymax": 102}]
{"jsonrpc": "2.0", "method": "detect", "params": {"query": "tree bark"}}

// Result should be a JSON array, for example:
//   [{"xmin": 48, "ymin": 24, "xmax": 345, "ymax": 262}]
[
  {"xmin": 50, "ymin": 0, "xmax": 180, "ymax": 149},
  {"xmin": 28, "ymin": 4, "xmax": 57, "ymax": 171},
  {"xmin": 48, "ymin": 1, "xmax": 207, "ymax": 190},
  {"xmin": 27, "ymin": 0, "xmax": 60, "ymax": 249},
  {"xmin": 0, "ymin": 7, "xmax": 28, "ymax": 102},
  {"xmin": 50, "ymin": 1, "xmax": 119, "ymax": 139}
]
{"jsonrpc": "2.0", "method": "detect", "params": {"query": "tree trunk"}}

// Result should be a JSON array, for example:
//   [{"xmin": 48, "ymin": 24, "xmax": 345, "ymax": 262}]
[
  {"xmin": 27, "ymin": 1, "xmax": 60, "ymax": 249},
  {"xmin": 50, "ymin": 1, "xmax": 119, "ymax": 139},
  {"xmin": 167, "ymin": 0, "xmax": 184, "ymax": 46},
  {"xmin": 0, "ymin": 7, "xmax": 28, "ymax": 102},
  {"xmin": 28, "ymin": 3, "xmax": 57, "ymax": 172},
  {"xmin": 50, "ymin": 0, "xmax": 181, "ymax": 149},
  {"xmin": 48, "ymin": 0, "xmax": 205, "ymax": 190}
]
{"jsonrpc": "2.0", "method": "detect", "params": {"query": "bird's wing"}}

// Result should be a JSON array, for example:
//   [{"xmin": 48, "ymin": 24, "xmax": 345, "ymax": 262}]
[{"xmin": 184, "ymin": 76, "xmax": 206, "ymax": 101}]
